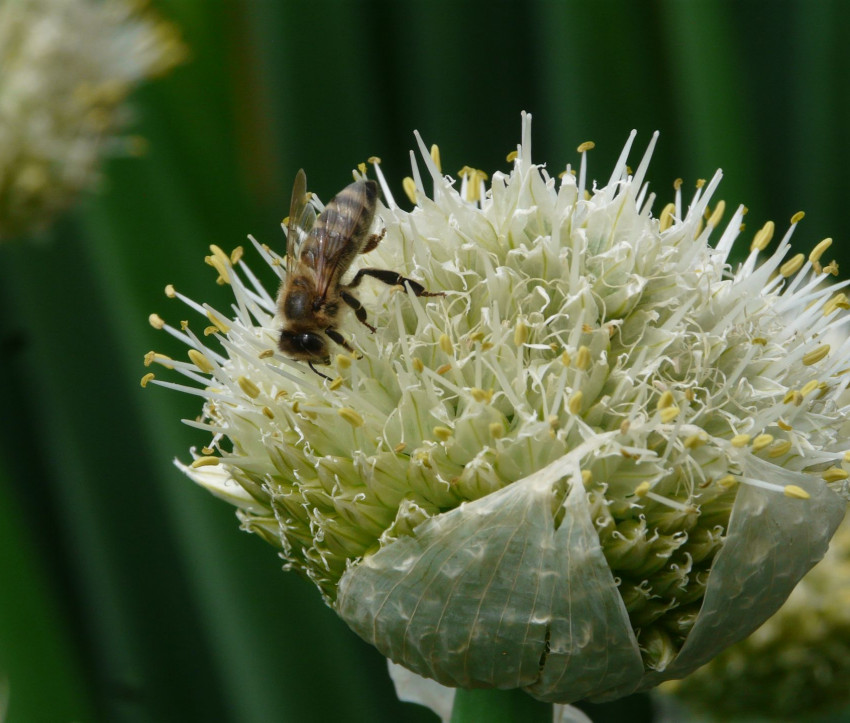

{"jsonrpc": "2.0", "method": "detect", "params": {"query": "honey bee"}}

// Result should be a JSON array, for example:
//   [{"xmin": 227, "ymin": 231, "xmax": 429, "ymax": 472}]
[{"xmin": 277, "ymin": 169, "xmax": 442, "ymax": 378}]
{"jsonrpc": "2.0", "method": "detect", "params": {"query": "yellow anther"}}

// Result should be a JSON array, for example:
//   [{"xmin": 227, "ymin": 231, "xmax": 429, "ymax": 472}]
[
  {"xmin": 803, "ymin": 345, "xmax": 830, "ymax": 366},
  {"xmin": 206, "ymin": 311, "xmax": 230, "ymax": 333},
  {"xmin": 433, "ymin": 426, "xmax": 452, "ymax": 442},
  {"xmin": 146, "ymin": 351, "xmax": 173, "ymax": 369},
  {"xmin": 191, "ymin": 456, "xmax": 220, "ymax": 468},
  {"xmin": 188, "ymin": 349, "xmax": 214, "ymax": 373},
  {"xmin": 718, "ymin": 475, "xmax": 738, "ymax": 489},
  {"xmin": 469, "ymin": 331, "xmax": 486, "ymax": 343},
  {"xmin": 657, "ymin": 390, "xmax": 675, "ymax": 410},
  {"xmin": 634, "ymin": 481, "xmax": 651, "ymax": 497},
  {"xmin": 751, "ymin": 434, "xmax": 774, "ymax": 453},
  {"xmin": 581, "ymin": 470, "xmax": 593, "ymax": 486},
  {"xmin": 568, "ymin": 391, "xmax": 583, "ymax": 415},
  {"xmin": 752, "ymin": 337, "xmax": 767, "ymax": 346},
  {"xmin": 262, "ymin": 406, "xmax": 275, "ymax": 419},
  {"xmin": 140, "ymin": 372, "xmax": 155, "ymax": 388},
  {"xmin": 810, "ymin": 237, "xmax": 833, "ymax": 264},
  {"xmin": 180, "ymin": 320, "xmax": 189, "ymax": 330},
  {"xmin": 780, "ymin": 253, "xmax": 805, "ymax": 277},
  {"xmin": 506, "ymin": 150, "xmax": 518, "ymax": 162},
  {"xmin": 394, "ymin": 442, "xmax": 407, "ymax": 454},
  {"xmin": 575, "ymin": 345, "xmax": 591, "ymax": 370},
  {"xmin": 230, "ymin": 246, "xmax": 244, "ymax": 265},
  {"xmin": 660, "ymin": 406, "xmax": 680, "ymax": 423},
  {"xmin": 777, "ymin": 419, "xmax": 792, "ymax": 431},
  {"xmin": 329, "ymin": 377, "xmax": 343, "ymax": 391},
  {"xmin": 824, "ymin": 293, "xmax": 850, "ymax": 316},
  {"xmin": 731, "ymin": 434, "xmax": 751, "ymax": 447},
  {"xmin": 695, "ymin": 179, "xmax": 706, "ymax": 189},
  {"xmin": 201, "ymin": 446, "xmax": 215, "ymax": 455},
  {"xmin": 784, "ymin": 484, "xmax": 810, "ymax": 500},
  {"xmin": 673, "ymin": 178, "xmax": 683, "ymax": 191},
  {"xmin": 439, "ymin": 333, "xmax": 453, "ymax": 354},
  {"xmin": 619, "ymin": 419, "xmax": 631, "ymax": 435},
  {"xmin": 356, "ymin": 163, "xmax": 367, "ymax": 175},
  {"xmin": 336, "ymin": 354, "xmax": 352, "ymax": 369},
  {"xmin": 338, "ymin": 407, "xmax": 364, "ymax": 427},
  {"xmin": 844, "ymin": 451, "xmax": 850, "ymax": 464},
  {"xmin": 412, "ymin": 358, "xmax": 424, "ymax": 373},
  {"xmin": 801, "ymin": 379, "xmax": 820, "ymax": 397},
  {"xmin": 824, "ymin": 259, "xmax": 839, "ymax": 276},
  {"xmin": 436, "ymin": 363, "xmax": 452, "ymax": 375},
  {"xmin": 368, "ymin": 155, "xmax": 381, "ymax": 165},
  {"xmin": 470, "ymin": 388, "xmax": 493, "ymax": 403},
  {"xmin": 258, "ymin": 349, "xmax": 275, "ymax": 359},
  {"xmin": 489, "ymin": 422, "xmax": 504, "ymax": 439},
  {"xmin": 514, "ymin": 321, "xmax": 528, "ymax": 346},
  {"xmin": 275, "ymin": 389, "xmax": 288, "ymax": 400},
  {"xmin": 684, "ymin": 432, "xmax": 707, "ymax": 449},
  {"xmin": 402, "ymin": 177, "xmax": 417, "ymax": 204},
  {"xmin": 750, "ymin": 221, "xmax": 775, "ymax": 252},
  {"xmin": 577, "ymin": 141, "xmax": 595, "ymax": 153},
  {"xmin": 203, "ymin": 325, "xmax": 219, "ymax": 336},
  {"xmin": 823, "ymin": 466, "xmax": 849, "ymax": 482},
  {"xmin": 707, "ymin": 200, "xmax": 726, "ymax": 229},
  {"xmin": 790, "ymin": 211, "xmax": 805, "ymax": 224},
  {"xmin": 767, "ymin": 440, "xmax": 792, "ymax": 458},
  {"xmin": 457, "ymin": 166, "xmax": 488, "ymax": 202},
  {"xmin": 480, "ymin": 342, "xmax": 494, "ymax": 351},
  {"xmin": 560, "ymin": 350, "xmax": 571, "ymax": 367},
  {"xmin": 237, "ymin": 376, "xmax": 260, "ymax": 399},
  {"xmin": 149, "ymin": 313, "xmax": 165, "ymax": 330},
  {"xmin": 207, "ymin": 244, "xmax": 232, "ymax": 283},
  {"xmin": 430, "ymin": 144, "xmax": 441, "ymax": 172},
  {"xmin": 164, "ymin": 284, "xmax": 176, "ymax": 298},
  {"xmin": 659, "ymin": 202, "xmax": 676, "ymax": 232}
]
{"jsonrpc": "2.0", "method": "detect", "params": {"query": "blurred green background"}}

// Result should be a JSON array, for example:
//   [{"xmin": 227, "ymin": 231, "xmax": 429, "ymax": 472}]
[{"xmin": 1, "ymin": 1, "xmax": 849, "ymax": 721}]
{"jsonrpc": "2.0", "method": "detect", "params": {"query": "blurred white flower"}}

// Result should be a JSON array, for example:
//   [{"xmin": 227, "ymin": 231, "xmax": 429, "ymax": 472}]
[
  {"xmin": 147, "ymin": 113, "xmax": 849, "ymax": 704},
  {"xmin": 0, "ymin": 0, "xmax": 185, "ymax": 239}
]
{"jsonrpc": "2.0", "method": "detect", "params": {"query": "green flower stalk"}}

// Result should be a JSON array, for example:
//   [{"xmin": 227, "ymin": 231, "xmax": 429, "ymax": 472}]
[
  {"xmin": 662, "ymin": 511, "xmax": 850, "ymax": 720},
  {"xmin": 0, "ymin": 0, "xmax": 186, "ymax": 240},
  {"xmin": 146, "ymin": 113, "xmax": 849, "ymax": 704}
]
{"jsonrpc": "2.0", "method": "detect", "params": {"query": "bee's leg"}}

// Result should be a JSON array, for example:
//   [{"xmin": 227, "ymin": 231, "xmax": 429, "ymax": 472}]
[
  {"xmin": 348, "ymin": 268, "xmax": 444, "ymax": 297},
  {"xmin": 325, "ymin": 327, "xmax": 362, "ymax": 358},
  {"xmin": 361, "ymin": 229, "xmax": 386, "ymax": 255},
  {"xmin": 340, "ymin": 290, "xmax": 376, "ymax": 333},
  {"xmin": 307, "ymin": 362, "xmax": 331, "ymax": 380}
]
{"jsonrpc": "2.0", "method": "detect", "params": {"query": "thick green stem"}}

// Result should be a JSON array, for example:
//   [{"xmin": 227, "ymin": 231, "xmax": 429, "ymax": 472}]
[{"xmin": 450, "ymin": 688, "xmax": 552, "ymax": 723}]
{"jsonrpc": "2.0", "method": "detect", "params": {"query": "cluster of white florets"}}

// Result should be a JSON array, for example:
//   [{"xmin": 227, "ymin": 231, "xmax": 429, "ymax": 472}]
[
  {"xmin": 0, "ymin": 0, "xmax": 185, "ymax": 239},
  {"xmin": 147, "ymin": 113, "xmax": 849, "ymax": 702}
]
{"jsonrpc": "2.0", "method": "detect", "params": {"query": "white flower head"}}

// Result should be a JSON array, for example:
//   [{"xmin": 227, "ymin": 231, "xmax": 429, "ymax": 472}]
[
  {"xmin": 0, "ymin": 0, "xmax": 186, "ymax": 240},
  {"xmin": 147, "ymin": 113, "xmax": 849, "ymax": 703}
]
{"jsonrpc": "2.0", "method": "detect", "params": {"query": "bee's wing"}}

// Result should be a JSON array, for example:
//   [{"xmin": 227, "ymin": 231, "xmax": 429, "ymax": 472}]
[
  {"xmin": 313, "ymin": 181, "xmax": 372, "ymax": 300},
  {"xmin": 285, "ymin": 169, "xmax": 316, "ymax": 273}
]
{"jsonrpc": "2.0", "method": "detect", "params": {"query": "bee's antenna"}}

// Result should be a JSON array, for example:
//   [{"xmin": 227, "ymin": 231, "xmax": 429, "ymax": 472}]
[{"xmin": 308, "ymin": 362, "xmax": 331, "ymax": 381}]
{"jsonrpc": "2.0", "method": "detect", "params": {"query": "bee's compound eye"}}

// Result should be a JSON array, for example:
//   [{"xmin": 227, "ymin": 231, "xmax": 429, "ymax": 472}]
[
  {"xmin": 279, "ymin": 329, "xmax": 327, "ymax": 358},
  {"xmin": 297, "ymin": 333, "xmax": 325, "ymax": 355}
]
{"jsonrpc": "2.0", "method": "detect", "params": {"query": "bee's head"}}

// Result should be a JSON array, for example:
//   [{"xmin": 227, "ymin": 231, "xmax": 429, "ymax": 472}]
[{"xmin": 278, "ymin": 328, "xmax": 329, "ymax": 363}]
